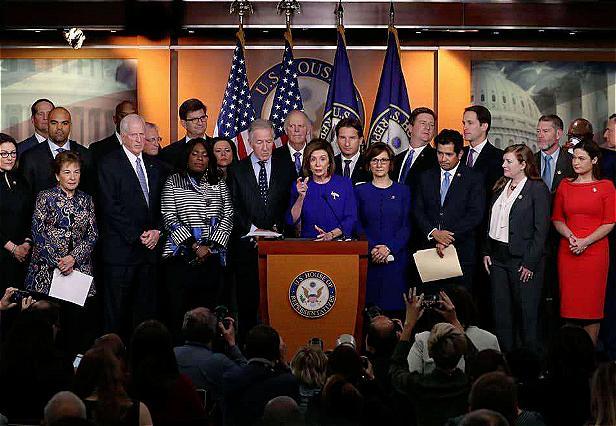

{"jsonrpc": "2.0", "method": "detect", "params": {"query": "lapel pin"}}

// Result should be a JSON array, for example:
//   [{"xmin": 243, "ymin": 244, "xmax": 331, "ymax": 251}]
[
  {"xmin": 456, "ymin": 173, "xmax": 462, "ymax": 178},
  {"xmin": 592, "ymin": 187, "xmax": 597, "ymax": 193},
  {"xmin": 557, "ymin": 170, "xmax": 562, "ymax": 175},
  {"xmin": 391, "ymin": 195, "xmax": 396, "ymax": 200},
  {"xmin": 518, "ymin": 195, "xmax": 523, "ymax": 199},
  {"xmin": 331, "ymin": 191, "xmax": 339, "ymax": 200}
]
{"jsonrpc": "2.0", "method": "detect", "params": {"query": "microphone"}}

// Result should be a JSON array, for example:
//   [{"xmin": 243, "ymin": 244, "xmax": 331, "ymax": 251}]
[{"xmin": 321, "ymin": 193, "xmax": 347, "ymax": 241}]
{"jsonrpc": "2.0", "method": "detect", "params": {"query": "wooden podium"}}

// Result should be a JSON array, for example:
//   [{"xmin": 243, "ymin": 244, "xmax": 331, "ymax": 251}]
[{"xmin": 258, "ymin": 239, "xmax": 368, "ymax": 359}]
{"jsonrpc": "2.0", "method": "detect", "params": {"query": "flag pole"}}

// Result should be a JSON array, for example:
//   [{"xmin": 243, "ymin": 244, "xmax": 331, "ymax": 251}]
[{"xmin": 230, "ymin": 0, "xmax": 253, "ymax": 43}]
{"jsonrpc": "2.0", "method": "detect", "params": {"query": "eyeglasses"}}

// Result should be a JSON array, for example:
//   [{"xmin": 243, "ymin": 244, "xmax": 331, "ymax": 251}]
[
  {"xmin": 185, "ymin": 115, "xmax": 208, "ymax": 123},
  {"xmin": 370, "ymin": 158, "xmax": 391, "ymax": 165},
  {"xmin": 0, "ymin": 151, "xmax": 17, "ymax": 158},
  {"xmin": 145, "ymin": 137, "xmax": 162, "ymax": 143}
]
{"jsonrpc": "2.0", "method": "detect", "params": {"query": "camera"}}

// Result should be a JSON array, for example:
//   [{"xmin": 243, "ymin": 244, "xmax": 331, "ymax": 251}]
[
  {"xmin": 421, "ymin": 294, "xmax": 440, "ymax": 310},
  {"xmin": 214, "ymin": 305, "xmax": 232, "ymax": 328},
  {"xmin": 308, "ymin": 337, "xmax": 323, "ymax": 351},
  {"xmin": 364, "ymin": 305, "xmax": 383, "ymax": 322},
  {"xmin": 9, "ymin": 289, "xmax": 31, "ymax": 304}
]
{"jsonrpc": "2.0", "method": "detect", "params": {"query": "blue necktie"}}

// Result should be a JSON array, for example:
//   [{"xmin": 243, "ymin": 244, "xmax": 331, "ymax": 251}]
[
  {"xmin": 293, "ymin": 152, "xmax": 302, "ymax": 174},
  {"xmin": 399, "ymin": 149, "xmax": 415, "ymax": 183},
  {"xmin": 135, "ymin": 157, "xmax": 149, "ymax": 206},
  {"xmin": 55, "ymin": 147, "xmax": 66, "ymax": 158},
  {"xmin": 258, "ymin": 160, "xmax": 268, "ymax": 205},
  {"xmin": 542, "ymin": 155, "xmax": 553, "ymax": 190},
  {"xmin": 440, "ymin": 171, "xmax": 451, "ymax": 206}
]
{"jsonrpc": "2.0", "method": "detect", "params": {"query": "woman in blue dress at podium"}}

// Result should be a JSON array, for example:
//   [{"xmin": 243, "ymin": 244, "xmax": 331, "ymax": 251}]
[
  {"xmin": 287, "ymin": 139, "xmax": 357, "ymax": 240},
  {"xmin": 355, "ymin": 143, "xmax": 411, "ymax": 314}
]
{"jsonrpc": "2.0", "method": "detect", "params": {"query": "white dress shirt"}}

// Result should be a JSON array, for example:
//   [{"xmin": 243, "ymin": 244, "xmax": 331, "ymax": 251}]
[
  {"xmin": 122, "ymin": 145, "xmax": 150, "ymax": 192},
  {"xmin": 35, "ymin": 132, "xmax": 46, "ymax": 144},
  {"xmin": 488, "ymin": 177, "xmax": 527, "ymax": 243},
  {"xmin": 397, "ymin": 144, "xmax": 428, "ymax": 181},
  {"xmin": 467, "ymin": 138, "xmax": 488, "ymax": 167},
  {"xmin": 340, "ymin": 150, "xmax": 361, "ymax": 177},
  {"xmin": 288, "ymin": 143, "xmax": 306, "ymax": 168},
  {"xmin": 48, "ymin": 140, "xmax": 71, "ymax": 158}
]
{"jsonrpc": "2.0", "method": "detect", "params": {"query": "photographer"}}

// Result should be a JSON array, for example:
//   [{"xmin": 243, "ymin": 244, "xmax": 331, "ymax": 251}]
[{"xmin": 174, "ymin": 307, "xmax": 246, "ymax": 407}]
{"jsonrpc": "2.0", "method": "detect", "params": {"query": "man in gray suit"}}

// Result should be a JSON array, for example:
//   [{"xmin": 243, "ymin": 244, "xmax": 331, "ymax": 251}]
[{"xmin": 17, "ymin": 98, "xmax": 54, "ymax": 155}]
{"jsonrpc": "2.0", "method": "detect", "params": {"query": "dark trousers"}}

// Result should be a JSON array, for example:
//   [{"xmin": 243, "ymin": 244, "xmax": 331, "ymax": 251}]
[
  {"xmin": 232, "ymin": 239, "xmax": 260, "ymax": 341},
  {"xmin": 489, "ymin": 240, "xmax": 544, "ymax": 353},
  {"xmin": 162, "ymin": 255, "xmax": 224, "ymax": 344},
  {"xmin": 103, "ymin": 263, "xmax": 157, "ymax": 342},
  {"xmin": 57, "ymin": 296, "xmax": 100, "ymax": 358}
]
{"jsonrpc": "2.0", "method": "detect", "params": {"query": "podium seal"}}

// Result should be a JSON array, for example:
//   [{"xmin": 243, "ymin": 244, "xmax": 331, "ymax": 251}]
[{"xmin": 289, "ymin": 270, "xmax": 336, "ymax": 318}]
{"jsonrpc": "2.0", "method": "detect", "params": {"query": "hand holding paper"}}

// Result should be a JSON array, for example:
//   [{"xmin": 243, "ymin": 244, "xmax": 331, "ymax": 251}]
[{"xmin": 413, "ymin": 245, "xmax": 463, "ymax": 283}]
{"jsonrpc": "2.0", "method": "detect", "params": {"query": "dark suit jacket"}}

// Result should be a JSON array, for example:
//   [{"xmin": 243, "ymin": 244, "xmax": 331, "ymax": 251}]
[
  {"xmin": 17, "ymin": 134, "xmax": 40, "ymax": 156},
  {"xmin": 272, "ymin": 143, "xmax": 303, "ymax": 180},
  {"xmin": 462, "ymin": 141, "xmax": 503, "ymax": 192},
  {"xmin": 160, "ymin": 136, "xmax": 202, "ymax": 171},
  {"xmin": 334, "ymin": 153, "xmax": 371, "ymax": 184},
  {"xmin": 413, "ymin": 164, "xmax": 486, "ymax": 265},
  {"xmin": 97, "ymin": 148, "xmax": 164, "ymax": 265},
  {"xmin": 19, "ymin": 140, "xmax": 94, "ymax": 197},
  {"xmin": 393, "ymin": 144, "xmax": 438, "ymax": 187},
  {"xmin": 89, "ymin": 133, "xmax": 121, "ymax": 163},
  {"xmin": 534, "ymin": 148, "xmax": 574, "ymax": 193},
  {"xmin": 230, "ymin": 155, "xmax": 294, "ymax": 236},
  {"xmin": 483, "ymin": 179, "xmax": 551, "ymax": 271},
  {"xmin": 600, "ymin": 148, "xmax": 616, "ymax": 184}
]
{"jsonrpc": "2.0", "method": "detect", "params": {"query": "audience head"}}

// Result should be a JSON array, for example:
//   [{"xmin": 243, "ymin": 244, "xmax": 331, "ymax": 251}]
[
  {"xmin": 409, "ymin": 107, "xmax": 436, "ymax": 147},
  {"xmin": 0, "ymin": 133, "xmax": 18, "ymax": 171},
  {"xmin": 469, "ymin": 372, "xmax": 517, "ymax": 424},
  {"xmin": 321, "ymin": 375, "xmax": 364, "ymax": 423},
  {"xmin": 590, "ymin": 361, "xmax": 616, "ymax": 426},
  {"xmin": 284, "ymin": 110, "xmax": 312, "ymax": 150},
  {"xmin": 435, "ymin": 129, "xmax": 464, "ymax": 171},
  {"xmin": 537, "ymin": 114, "xmax": 564, "ymax": 152},
  {"xmin": 210, "ymin": 136, "xmax": 237, "ymax": 172},
  {"xmin": 572, "ymin": 140, "xmax": 602, "ymax": 180},
  {"xmin": 302, "ymin": 138, "xmax": 335, "ymax": 179},
  {"xmin": 113, "ymin": 101, "xmax": 137, "ymax": 133},
  {"xmin": 363, "ymin": 142, "xmax": 394, "ymax": 177},
  {"xmin": 31, "ymin": 98, "xmax": 55, "ymax": 137},
  {"xmin": 427, "ymin": 322, "xmax": 467, "ymax": 371},
  {"xmin": 29, "ymin": 299, "xmax": 61, "ymax": 338},
  {"xmin": 182, "ymin": 307, "xmax": 217, "ymax": 346},
  {"xmin": 93, "ymin": 333, "xmax": 127, "ymax": 370},
  {"xmin": 249, "ymin": 119, "xmax": 275, "ymax": 161},
  {"xmin": 547, "ymin": 325, "xmax": 595, "ymax": 379},
  {"xmin": 463, "ymin": 105, "xmax": 491, "ymax": 143},
  {"xmin": 179, "ymin": 98, "xmax": 207, "ymax": 138},
  {"xmin": 48, "ymin": 107, "xmax": 72, "ymax": 146},
  {"xmin": 53, "ymin": 151, "xmax": 82, "ymax": 194},
  {"xmin": 290, "ymin": 346, "xmax": 328, "ymax": 389},
  {"xmin": 335, "ymin": 117, "xmax": 364, "ymax": 158},
  {"xmin": 459, "ymin": 409, "xmax": 509, "ymax": 426},
  {"xmin": 143, "ymin": 121, "xmax": 161, "ymax": 156},
  {"xmin": 43, "ymin": 391, "xmax": 86, "ymax": 426},
  {"xmin": 245, "ymin": 324, "xmax": 282, "ymax": 362},
  {"xmin": 327, "ymin": 344, "xmax": 363, "ymax": 383},
  {"xmin": 119, "ymin": 113, "xmax": 146, "ymax": 156},
  {"xmin": 366, "ymin": 315, "xmax": 399, "ymax": 357},
  {"xmin": 262, "ymin": 396, "xmax": 304, "ymax": 426},
  {"xmin": 468, "ymin": 349, "xmax": 511, "ymax": 383},
  {"xmin": 444, "ymin": 286, "xmax": 478, "ymax": 329},
  {"xmin": 603, "ymin": 113, "xmax": 616, "ymax": 149},
  {"xmin": 73, "ymin": 347, "xmax": 128, "ymax": 408}
]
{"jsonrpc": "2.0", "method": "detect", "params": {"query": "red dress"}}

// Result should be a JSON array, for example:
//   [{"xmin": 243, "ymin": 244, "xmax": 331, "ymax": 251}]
[{"xmin": 552, "ymin": 179, "xmax": 616, "ymax": 319}]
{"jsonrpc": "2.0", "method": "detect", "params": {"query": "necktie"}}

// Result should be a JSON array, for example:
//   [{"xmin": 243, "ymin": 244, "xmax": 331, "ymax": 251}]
[
  {"xmin": 343, "ymin": 159, "xmax": 352, "ymax": 178},
  {"xmin": 542, "ymin": 155, "xmax": 553, "ymax": 190},
  {"xmin": 466, "ymin": 148, "xmax": 476, "ymax": 167},
  {"xmin": 258, "ymin": 160, "xmax": 268, "ymax": 205},
  {"xmin": 440, "ymin": 171, "xmax": 451, "ymax": 206},
  {"xmin": 293, "ymin": 152, "xmax": 302, "ymax": 174},
  {"xmin": 55, "ymin": 147, "xmax": 66, "ymax": 158},
  {"xmin": 135, "ymin": 157, "xmax": 149, "ymax": 206},
  {"xmin": 399, "ymin": 149, "xmax": 415, "ymax": 183}
]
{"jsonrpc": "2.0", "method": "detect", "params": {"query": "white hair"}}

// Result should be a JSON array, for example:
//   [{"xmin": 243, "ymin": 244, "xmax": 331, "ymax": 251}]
[
  {"xmin": 283, "ymin": 110, "xmax": 312, "ymax": 131},
  {"xmin": 119, "ymin": 113, "xmax": 145, "ymax": 134},
  {"xmin": 43, "ymin": 391, "xmax": 86, "ymax": 425},
  {"xmin": 249, "ymin": 119, "xmax": 275, "ymax": 142}
]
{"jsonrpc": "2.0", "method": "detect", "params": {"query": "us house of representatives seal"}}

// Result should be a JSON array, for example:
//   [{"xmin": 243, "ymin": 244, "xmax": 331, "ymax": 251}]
[{"xmin": 288, "ymin": 270, "xmax": 336, "ymax": 318}]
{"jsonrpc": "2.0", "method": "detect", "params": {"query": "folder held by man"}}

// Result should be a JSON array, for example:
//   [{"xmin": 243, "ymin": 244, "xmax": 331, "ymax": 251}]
[{"xmin": 413, "ymin": 245, "xmax": 463, "ymax": 283}]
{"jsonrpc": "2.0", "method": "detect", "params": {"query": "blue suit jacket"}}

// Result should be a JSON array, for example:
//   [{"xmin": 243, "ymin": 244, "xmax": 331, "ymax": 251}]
[{"xmin": 17, "ymin": 134, "xmax": 39, "ymax": 156}]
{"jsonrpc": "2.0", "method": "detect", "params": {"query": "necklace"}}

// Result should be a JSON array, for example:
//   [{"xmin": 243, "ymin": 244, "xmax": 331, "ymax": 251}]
[{"xmin": 509, "ymin": 182, "xmax": 518, "ymax": 190}]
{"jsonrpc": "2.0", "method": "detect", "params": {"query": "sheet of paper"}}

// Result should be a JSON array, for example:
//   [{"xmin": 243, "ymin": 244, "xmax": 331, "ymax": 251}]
[
  {"xmin": 242, "ymin": 229, "xmax": 283, "ymax": 238},
  {"xmin": 413, "ymin": 245, "xmax": 464, "ymax": 283},
  {"xmin": 49, "ymin": 268, "xmax": 93, "ymax": 306}
]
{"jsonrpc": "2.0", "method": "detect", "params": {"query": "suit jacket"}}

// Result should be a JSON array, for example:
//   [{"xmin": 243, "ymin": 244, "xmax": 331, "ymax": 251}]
[
  {"xmin": 272, "ymin": 143, "xmax": 303, "ymax": 180},
  {"xmin": 334, "ymin": 153, "xmax": 371, "ymax": 184},
  {"xmin": 97, "ymin": 148, "xmax": 164, "ymax": 264},
  {"xmin": 17, "ymin": 134, "xmax": 40, "ymax": 156},
  {"xmin": 19, "ymin": 140, "xmax": 94, "ymax": 197},
  {"xmin": 534, "ymin": 148, "xmax": 574, "ymax": 193},
  {"xmin": 413, "ymin": 164, "xmax": 486, "ymax": 265},
  {"xmin": 483, "ymin": 179, "xmax": 551, "ymax": 271},
  {"xmin": 600, "ymin": 147, "xmax": 616, "ymax": 184},
  {"xmin": 229, "ymin": 155, "xmax": 294, "ymax": 237},
  {"xmin": 160, "ymin": 136, "xmax": 209, "ymax": 172},
  {"xmin": 462, "ymin": 141, "xmax": 503, "ymax": 193},
  {"xmin": 89, "ymin": 133, "xmax": 121, "ymax": 163},
  {"xmin": 393, "ymin": 144, "xmax": 438, "ymax": 187}
]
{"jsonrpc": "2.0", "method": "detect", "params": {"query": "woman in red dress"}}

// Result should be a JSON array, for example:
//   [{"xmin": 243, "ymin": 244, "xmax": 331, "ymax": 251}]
[{"xmin": 552, "ymin": 140, "xmax": 615, "ymax": 345}]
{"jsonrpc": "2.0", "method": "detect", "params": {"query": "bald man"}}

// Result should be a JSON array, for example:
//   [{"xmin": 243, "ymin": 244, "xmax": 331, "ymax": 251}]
[
  {"xmin": 19, "ymin": 106, "xmax": 93, "ymax": 197},
  {"xmin": 89, "ymin": 100, "xmax": 137, "ymax": 162}
]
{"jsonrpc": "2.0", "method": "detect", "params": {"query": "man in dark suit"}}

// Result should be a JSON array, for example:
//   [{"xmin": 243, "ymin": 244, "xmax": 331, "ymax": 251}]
[
  {"xmin": 230, "ymin": 119, "xmax": 295, "ymax": 337},
  {"xmin": 88, "ymin": 100, "xmax": 136, "ymax": 162},
  {"xmin": 272, "ymin": 109, "xmax": 311, "ymax": 179},
  {"xmin": 333, "ymin": 117, "xmax": 371, "ymax": 184},
  {"xmin": 413, "ymin": 129, "xmax": 485, "ymax": 291},
  {"xmin": 394, "ymin": 107, "xmax": 438, "ymax": 188},
  {"xmin": 97, "ymin": 113, "xmax": 164, "ymax": 340},
  {"xmin": 19, "ymin": 107, "xmax": 93, "ymax": 197},
  {"xmin": 159, "ymin": 98, "xmax": 209, "ymax": 171},
  {"xmin": 17, "ymin": 98, "xmax": 54, "ymax": 155}
]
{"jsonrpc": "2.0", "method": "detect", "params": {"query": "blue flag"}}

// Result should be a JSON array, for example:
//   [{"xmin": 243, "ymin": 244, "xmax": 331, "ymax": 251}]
[
  {"xmin": 320, "ymin": 26, "xmax": 361, "ymax": 146},
  {"xmin": 367, "ymin": 27, "xmax": 412, "ymax": 155}
]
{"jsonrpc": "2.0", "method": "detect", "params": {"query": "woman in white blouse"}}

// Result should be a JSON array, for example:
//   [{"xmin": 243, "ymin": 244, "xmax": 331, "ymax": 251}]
[{"xmin": 482, "ymin": 144, "xmax": 550, "ymax": 353}]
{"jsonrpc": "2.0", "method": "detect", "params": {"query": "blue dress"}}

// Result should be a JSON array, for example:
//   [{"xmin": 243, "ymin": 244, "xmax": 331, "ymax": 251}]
[
  {"xmin": 355, "ymin": 182, "xmax": 411, "ymax": 311},
  {"xmin": 287, "ymin": 174, "xmax": 357, "ymax": 239}
]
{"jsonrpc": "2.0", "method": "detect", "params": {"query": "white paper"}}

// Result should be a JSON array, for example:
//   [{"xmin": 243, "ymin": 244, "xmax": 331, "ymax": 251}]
[
  {"xmin": 413, "ymin": 245, "xmax": 464, "ymax": 283},
  {"xmin": 242, "ymin": 229, "xmax": 283, "ymax": 238},
  {"xmin": 49, "ymin": 268, "xmax": 93, "ymax": 306}
]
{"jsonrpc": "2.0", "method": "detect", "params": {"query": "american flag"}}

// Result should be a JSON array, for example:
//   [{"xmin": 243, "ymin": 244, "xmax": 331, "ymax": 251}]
[
  {"xmin": 268, "ymin": 31, "xmax": 304, "ymax": 145},
  {"xmin": 215, "ymin": 31, "xmax": 257, "ymax": 159}
]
